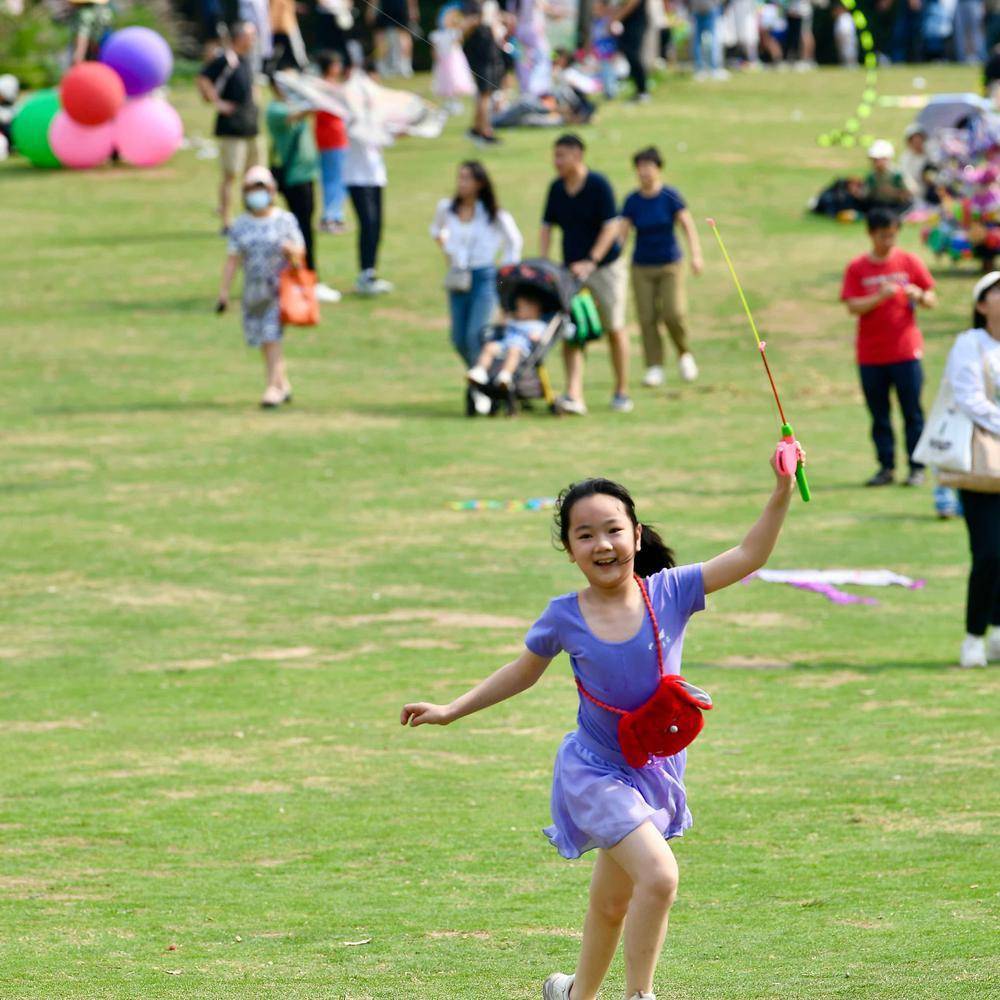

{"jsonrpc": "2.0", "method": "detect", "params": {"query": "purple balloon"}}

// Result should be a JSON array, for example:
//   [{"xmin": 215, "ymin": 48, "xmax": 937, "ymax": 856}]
[{"xmin": 100, "ymin": 27, "xmax": 173, "ymax": 97}]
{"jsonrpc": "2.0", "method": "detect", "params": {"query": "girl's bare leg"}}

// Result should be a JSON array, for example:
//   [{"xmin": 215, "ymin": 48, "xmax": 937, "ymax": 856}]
[
  {"xmin": 607, "ymin": 821, "xmax": 679, "ymax": 996},
  {"xmin": 571, "ymin": 850, "xmax": 634, "ymax": 1000}
]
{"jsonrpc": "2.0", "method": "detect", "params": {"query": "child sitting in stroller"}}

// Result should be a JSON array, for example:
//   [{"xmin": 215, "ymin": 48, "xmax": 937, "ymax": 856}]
[{"xmin": 466, "ymin": 287, "xmax": 548, "ymax": 390}]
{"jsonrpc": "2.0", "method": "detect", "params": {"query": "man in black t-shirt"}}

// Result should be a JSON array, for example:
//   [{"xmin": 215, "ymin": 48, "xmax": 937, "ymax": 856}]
[
  {"xmin": 540, "ymin": 134, "xmax": 631, "ymax": 414},
  {"xmin": 197, "ymin": 22, "xmax": 262, "ymax": 233}
]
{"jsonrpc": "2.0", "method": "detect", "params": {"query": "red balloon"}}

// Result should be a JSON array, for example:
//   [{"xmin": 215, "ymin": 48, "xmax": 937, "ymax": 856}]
[{"xmin": 61, "ymin": 63, "xmax": 125, "ymax": 126}]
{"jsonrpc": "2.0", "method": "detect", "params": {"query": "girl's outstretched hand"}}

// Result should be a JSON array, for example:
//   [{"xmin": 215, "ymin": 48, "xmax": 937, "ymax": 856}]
[{"xmin": 400, "ymin": 702, "xmax": 453, "ymax": 727}]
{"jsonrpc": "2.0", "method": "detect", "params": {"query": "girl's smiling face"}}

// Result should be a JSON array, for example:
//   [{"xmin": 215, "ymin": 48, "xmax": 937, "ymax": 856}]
[{"xmin": 566, "ymin": 494, "xmax": 642, "ymax": 589}]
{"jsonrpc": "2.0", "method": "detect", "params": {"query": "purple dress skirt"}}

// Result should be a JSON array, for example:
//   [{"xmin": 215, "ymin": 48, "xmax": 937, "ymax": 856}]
[{"xmin": 524, "ymin": 564, "xmax": 706, "ymax": 860}]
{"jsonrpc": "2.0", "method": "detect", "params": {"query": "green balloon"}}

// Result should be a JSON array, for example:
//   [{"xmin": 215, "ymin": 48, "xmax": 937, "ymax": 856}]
[{"xmin": 11, "ymin": 89, "xmax": 62, "ymax": 169}]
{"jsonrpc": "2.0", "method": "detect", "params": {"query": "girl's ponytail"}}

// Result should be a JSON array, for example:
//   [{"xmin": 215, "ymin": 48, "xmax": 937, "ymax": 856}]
[{"xmin": 635, "ymin": 523, "xmax": 675, "ymax": 578}]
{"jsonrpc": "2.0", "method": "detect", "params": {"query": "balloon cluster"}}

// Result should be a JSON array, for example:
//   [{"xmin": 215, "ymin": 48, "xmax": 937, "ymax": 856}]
[
  {"xmin": 921, "ymin": 123, "xmax": 1000, "ymax": 263},
  {"xmin": 11, "ymin": 27, "xmax": 182, "ymax": 170}
]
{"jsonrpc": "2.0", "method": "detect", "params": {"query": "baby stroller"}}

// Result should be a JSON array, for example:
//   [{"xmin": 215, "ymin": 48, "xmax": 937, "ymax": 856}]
[{"xmin": 465, "ymin": 259, "xmax": 600, "ymax": 416}]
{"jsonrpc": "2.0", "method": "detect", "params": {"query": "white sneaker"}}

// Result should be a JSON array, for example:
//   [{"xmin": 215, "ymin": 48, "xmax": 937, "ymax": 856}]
[
  {"xmin": 495, "ymin": 369, "xmax": 513, "ymax": 388},
  {"xmin": 626, "ymin": 993, "xmax": 656, "ymax": 1000},
  {"xmin": 470, "ymin": 388, "xmax": 492, "ymax": 414},
  {"xmin": 355, "ymin": 273, "xmax": 393, "ymax": 296},
  {"xmin": 986, "ymin": 629, "xmax": 1000, "ymax": 663},
  {"xmin": 315, "ymin": 282, "xmax": 341, "ymax": 303},
  {"xmin": 959, "ymin": 634, "xmax": 987, "ymax": 668},
  {"xmin": 556, "ymin": 394, "xmax": 588, "ymax": 416},
  {"xmin": 678, "ymin": 352, "xmax": 699, "ymax": 382},
  {"xmin": 642, "ymin": 365, "xmax": 665, "ymax": 387},
  {"xmin": 467, "ymin": 365, "xmax": 489, "ymax": 386},
  {"xmin": 542, "ymin": 972, "xmax": 574, "ymax": 1000},
  {"xmin": 711, "ymin": 68, "xmax": 730, "ymax": 81}
]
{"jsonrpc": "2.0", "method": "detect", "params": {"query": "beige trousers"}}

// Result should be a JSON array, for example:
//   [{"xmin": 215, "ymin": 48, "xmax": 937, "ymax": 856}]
[{"xmin": 631, "ymin": 261, "xmax": 691, "ymax": 367}]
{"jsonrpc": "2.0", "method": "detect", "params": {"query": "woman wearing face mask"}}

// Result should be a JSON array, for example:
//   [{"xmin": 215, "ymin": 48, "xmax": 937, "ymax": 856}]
[{"xmin": 217, "ymin": 166, "xmax": 307, "ymax": 408}]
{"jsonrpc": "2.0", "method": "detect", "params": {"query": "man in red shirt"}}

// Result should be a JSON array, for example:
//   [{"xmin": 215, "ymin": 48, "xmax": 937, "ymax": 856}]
[{"xmin": 841, "ymin": 207, "xmax": 937, "ymax": 486}]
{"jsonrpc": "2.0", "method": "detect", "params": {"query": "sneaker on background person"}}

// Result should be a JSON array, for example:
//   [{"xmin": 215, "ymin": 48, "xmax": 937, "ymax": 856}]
[
  {"xmin": 642, "ymin": 365, "xmax": 665, "ymax": 387},
  {"xmin": 355, "ymin": 271, "xmax": 394, "ymax": 295},
  {"xmin": 678, "ymin": 352, "xmax": 699, "ymax": 382},
  {"xmin": 611, "ymin": 392, "xmax": 634, "ymax": 412},
  {"xmin": 960, "ymin": 634, "xmax": 987, "ymax": 668},
  {"xmin": 865, "ymin": 468, "xmax": 894, "ymax": 487},
  {"xmin": 556, "ymin": 394, "xmax": 588, "ymax": 416},
  {"xmin": 987, "ymin": 629, "xmax": 1000, "ymax": 662},
  {"xmin": 316, "ymin": 282, "xmax": 342, "ymax": 303}
]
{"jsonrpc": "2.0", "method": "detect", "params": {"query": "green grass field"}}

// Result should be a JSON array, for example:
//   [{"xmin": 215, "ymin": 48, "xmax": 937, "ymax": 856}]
[{"xmin": 1, "ymin": 64, "xmax": 998, "ymax": 999}]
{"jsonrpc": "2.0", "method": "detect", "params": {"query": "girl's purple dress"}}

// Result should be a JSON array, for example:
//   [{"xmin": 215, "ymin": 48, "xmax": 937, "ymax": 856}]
[{"xmin": 525, "ymin": 564, "xmax": 705, "ymax": 859}]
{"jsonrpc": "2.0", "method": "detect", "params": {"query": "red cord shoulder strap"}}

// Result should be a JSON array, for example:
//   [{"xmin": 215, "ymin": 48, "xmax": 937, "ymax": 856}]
[{"xmin": 575, "ymin": 574, "xmax": 665, "ymax": 716}]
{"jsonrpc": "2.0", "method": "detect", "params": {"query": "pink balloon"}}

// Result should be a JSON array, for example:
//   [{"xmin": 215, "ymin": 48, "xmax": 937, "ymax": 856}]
[
  {"xmin": 113, "ymin": 95, "xmax": 182, "ymax": 167},
  {"xmin": 49, "ymin": 110, "xmax": 114, "ymax": 169}
]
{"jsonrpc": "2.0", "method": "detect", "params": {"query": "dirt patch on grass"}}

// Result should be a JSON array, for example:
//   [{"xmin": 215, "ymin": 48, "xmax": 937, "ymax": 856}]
[
  {"xmin": 339, "ymin": 609, "xmax": 526, "ymax": 629},
  {"xmin": 521, "ymin": 927, "xmax": 583, "ymax": 940},
  {"xmin": 397, "ymin": 638, "xmax": 462, "ymax": 650},
  {"xmin": 835, "ymin": 918, "xmax": 893, "ymax": 930},
  {"xmin": 106, "ymin": 585, "xmax": 236, "ymax": 608},
  {"xmin": 0, "ymin": 718, "xmax": 88, "ymax": 733},
  {"xmin": 139, "ymin": 646, "xmax": 318, "ymax": 672},
  {"xmin": 716, "ymin": 656, "xmax": 792, "ymax": 670},
  {"xmin": 788, "ymin": 670, "xmax": 868, "ymax": 688},
  {"xmin": 0, "ymin": 875, "xmax": 47, "ymax": 895},
  {"xmin": 426, "ymin": 929, "xmax": 492, "ymax": 940}
]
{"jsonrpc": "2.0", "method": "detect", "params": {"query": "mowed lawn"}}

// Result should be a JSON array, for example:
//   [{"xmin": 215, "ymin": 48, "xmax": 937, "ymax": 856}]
[{"xmin": 1, "ymin": 64, "xmax": 997, "ymax": 999}]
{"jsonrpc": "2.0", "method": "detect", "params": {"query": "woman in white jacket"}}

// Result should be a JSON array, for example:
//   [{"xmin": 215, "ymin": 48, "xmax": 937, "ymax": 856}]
[
  {"xmin": 431, "ymin": 161, "xmax": 523, "ymax": 372},
  {"xmin": 948, "ymin": 271, "xmax": 1000, "ymax": 667}
]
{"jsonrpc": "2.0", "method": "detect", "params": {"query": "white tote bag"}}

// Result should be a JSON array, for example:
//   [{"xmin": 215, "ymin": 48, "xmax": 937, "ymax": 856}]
[{"xmin": 912, "ymin": 376, "xmax": 974, "ymax": 472}]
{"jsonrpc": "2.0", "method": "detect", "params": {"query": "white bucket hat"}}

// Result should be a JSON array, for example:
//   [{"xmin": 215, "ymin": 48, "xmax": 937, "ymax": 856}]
[
  {"xmin": 243, "ymin": 165, "xmax": 276, "ymax": 189},
  {"xmin": 867, "ymin": 139, "xmax": 895, "ymax": 159},
  {"xmin": 972, "ymin": 270, "xmax": 1000, "ymax": 302}
]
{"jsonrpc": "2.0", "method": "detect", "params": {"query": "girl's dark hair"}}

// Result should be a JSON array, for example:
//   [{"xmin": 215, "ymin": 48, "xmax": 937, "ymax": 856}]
[
  {"xmin": 555, "ymin": 478, "xmax": 675, "ymax": 578},
  {"xmin": 633, "ymin": 145, "xmax": 663, "ymax": 168},
  {"xmin": 453, "ymin": 160, "xmax": 498, "ymax": 221}
]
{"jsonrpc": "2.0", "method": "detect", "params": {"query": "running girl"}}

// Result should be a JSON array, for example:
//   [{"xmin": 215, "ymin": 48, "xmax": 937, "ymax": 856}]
[{"xmin": 400, "ymin": 449, "xmax": 799, "ymax": 1000}]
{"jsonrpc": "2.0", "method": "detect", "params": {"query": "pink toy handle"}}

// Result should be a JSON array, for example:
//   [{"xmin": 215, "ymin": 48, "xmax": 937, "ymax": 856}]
[{"xmin": 775, "ymin": 437, "xmax": 802, "ymax": 477}]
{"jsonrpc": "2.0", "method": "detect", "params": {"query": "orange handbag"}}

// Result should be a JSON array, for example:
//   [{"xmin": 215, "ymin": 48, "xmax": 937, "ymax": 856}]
[{"xmin": 279, "ymin": 266, "xmax": 320, "ymax": 327}]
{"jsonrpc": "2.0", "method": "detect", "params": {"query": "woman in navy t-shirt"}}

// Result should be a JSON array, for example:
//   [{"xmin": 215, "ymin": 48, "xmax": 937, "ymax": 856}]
[{"xmin": 620, "ymin": 146, "xmax": 703, "ymax": 388}]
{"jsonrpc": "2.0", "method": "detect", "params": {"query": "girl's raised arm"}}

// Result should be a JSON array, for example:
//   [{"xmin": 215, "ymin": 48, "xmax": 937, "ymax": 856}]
[
  {"xmin": 701, "ymin": 450, "xmax": 797, "ymax": 596},
  {"xmin": 400, "ymin": 647, "xmax": 553, "ymax": 727}
]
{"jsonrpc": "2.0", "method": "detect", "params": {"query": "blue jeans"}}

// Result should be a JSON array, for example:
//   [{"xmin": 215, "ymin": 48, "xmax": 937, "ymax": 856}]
[
  {"xmin": 449, "ymin": 266, "xmax": 497, "ymax": 367},
  {"xmin": 954, "ymin": 0, "xmax": 986, "ymax": 63},
  {"xmin": 319, "ymin": 148, "xmax": 346, "ymax": 224},
  {"xmin": 693, "ymin": 10, "xmax": 720, "ymax": 72},
  {"xmin": 859, "ymin": 360, "xmax": 925, "ymax": 472},
  {"xmin": 891, "ymin": 3, "xmax": 925, "ymax": 62}
]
